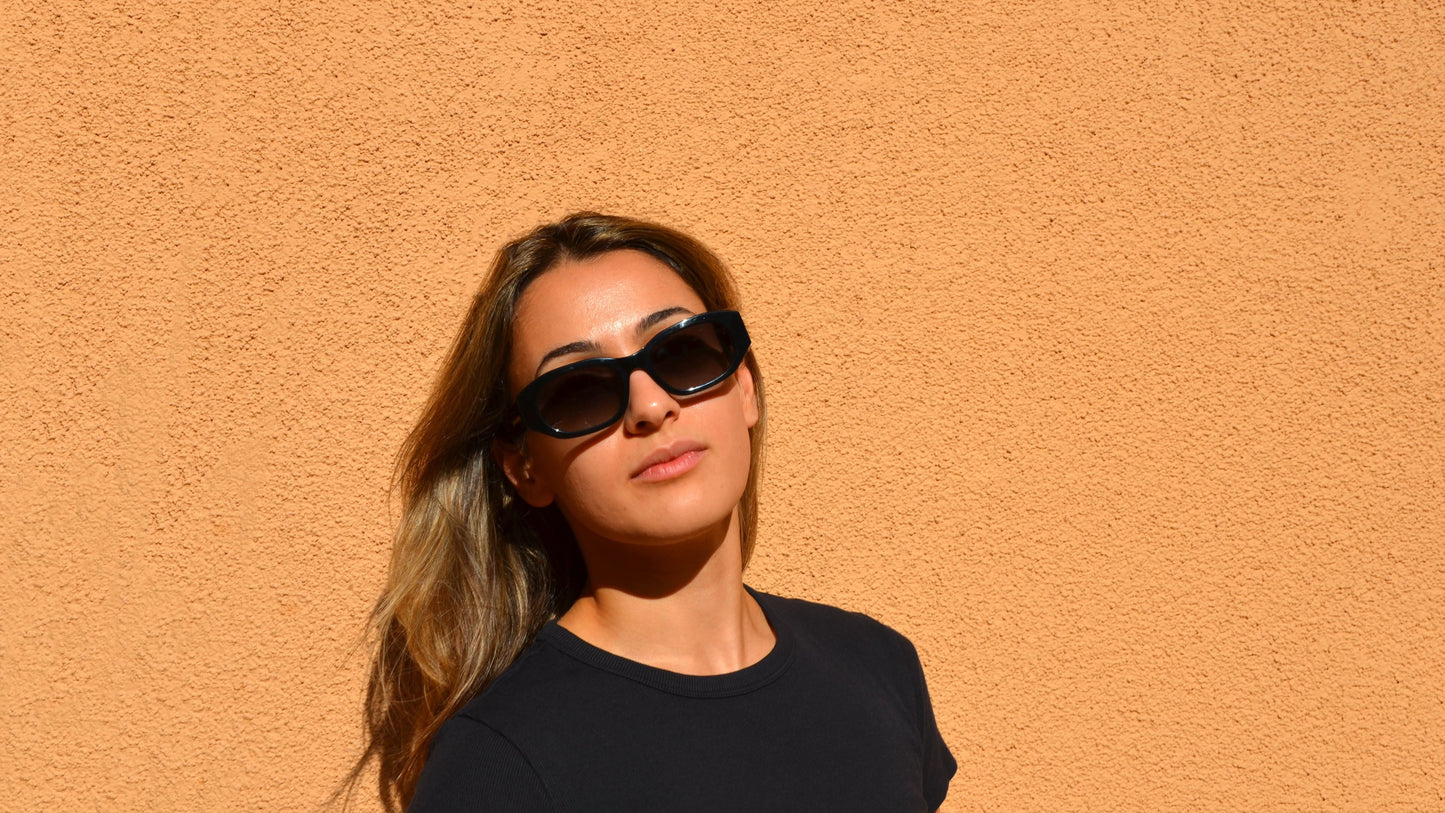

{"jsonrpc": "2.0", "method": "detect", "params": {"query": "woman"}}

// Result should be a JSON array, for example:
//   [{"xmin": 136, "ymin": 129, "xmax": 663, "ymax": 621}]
[{"xmin": 337, "ymin": 213, "xmax": 956, "ymax": 812}]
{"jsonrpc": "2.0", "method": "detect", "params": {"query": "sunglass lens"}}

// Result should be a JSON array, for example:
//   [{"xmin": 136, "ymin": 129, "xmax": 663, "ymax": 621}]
[
  {"xmin": 652, "ymin": 321, "xmax": 735, "ymax": 392},
  {"xmin": 533, "ymin": 366, "xmax": 624, "ymax": 434}
]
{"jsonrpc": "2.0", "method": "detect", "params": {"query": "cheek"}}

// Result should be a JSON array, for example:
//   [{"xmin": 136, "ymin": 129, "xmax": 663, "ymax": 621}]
[
  {"xmin": 532, "ymin": 441, "xmax": 629, "ymax": 525},
  {"xmin": 556, "ymin": 458, "xmax": 620, "ymax": 518},
  {"xmin": 716, "ymin": 409, "xmax": 756, "ymax": 488},
  {"xmin": 688, "ymin": 386, "xmax": 756, "ymax": 499}
]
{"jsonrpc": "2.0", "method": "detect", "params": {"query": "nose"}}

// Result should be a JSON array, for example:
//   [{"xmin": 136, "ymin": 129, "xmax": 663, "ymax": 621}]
[{"xmin": 622, "ymin": 368, "xmax": 680, "ymax": 435}]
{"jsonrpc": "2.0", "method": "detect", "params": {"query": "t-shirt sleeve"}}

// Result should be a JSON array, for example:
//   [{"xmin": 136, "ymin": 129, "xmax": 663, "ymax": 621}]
[
  {"xmin": 900, "ymin": 635, "xmax": 958, "ymax": 811},
  {"xmin": 407, "ymin": 714, "xmax": 553, "ymax": 813}
]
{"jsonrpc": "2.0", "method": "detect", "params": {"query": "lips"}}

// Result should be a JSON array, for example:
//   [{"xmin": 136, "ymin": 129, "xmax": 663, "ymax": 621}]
[{"xmin": 631, "ymin": 439, "xmax": 707, "ymax": 481}]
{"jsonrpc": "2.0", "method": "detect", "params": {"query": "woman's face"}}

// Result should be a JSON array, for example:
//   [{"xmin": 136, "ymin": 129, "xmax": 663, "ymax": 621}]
[{"xmin": 499, "ymin": 249, "xmax": 759, "ymax": 547}]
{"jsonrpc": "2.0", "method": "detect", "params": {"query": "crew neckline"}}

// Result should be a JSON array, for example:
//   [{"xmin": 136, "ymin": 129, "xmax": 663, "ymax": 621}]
[{"xmin": 536, "ymin": 584, "xmax": 795, "ymax": 698}]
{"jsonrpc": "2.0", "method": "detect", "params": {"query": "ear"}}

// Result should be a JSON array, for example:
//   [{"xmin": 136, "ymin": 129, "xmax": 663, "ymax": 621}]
[
  {"xmin": 493, "ymin": 437, "xmax": 557, "ymax": 508},
  {"xmin": 735, "ymin": 359, "xmax": 760, "ymax": 429}
]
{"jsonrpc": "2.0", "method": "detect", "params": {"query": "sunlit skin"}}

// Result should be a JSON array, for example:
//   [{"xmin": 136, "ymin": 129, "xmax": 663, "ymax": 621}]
[{"xmin": 496, "ymin": 249, "xmax": 775, "ymax": 676}]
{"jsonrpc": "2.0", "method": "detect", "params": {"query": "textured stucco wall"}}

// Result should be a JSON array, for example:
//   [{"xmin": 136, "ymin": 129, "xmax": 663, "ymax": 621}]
[{"xmin": 4, "ymin": 1, "xmax": 1443, "ymax": 810}]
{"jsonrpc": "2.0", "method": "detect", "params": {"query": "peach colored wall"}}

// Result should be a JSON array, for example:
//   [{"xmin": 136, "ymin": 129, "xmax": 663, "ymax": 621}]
[{"xmin": 4, "ymin": 1, "xmax": 1442, "ymax": 810}]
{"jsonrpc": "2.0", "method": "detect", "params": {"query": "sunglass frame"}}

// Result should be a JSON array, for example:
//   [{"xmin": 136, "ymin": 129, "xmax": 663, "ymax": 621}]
[{"xmin": 513, "ymin": 309, "xmax": 751, "ymax": 439}]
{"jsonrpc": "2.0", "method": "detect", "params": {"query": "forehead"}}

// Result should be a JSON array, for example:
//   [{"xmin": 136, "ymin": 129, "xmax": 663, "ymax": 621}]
[{"xmin": 510, "ymin": 249, "xmax": 707, "ymax": 364}]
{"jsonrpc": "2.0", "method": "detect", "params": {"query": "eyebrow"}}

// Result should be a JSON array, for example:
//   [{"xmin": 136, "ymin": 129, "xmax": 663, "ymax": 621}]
[{"xmin": 533, "ymin": 306, "xmax": 696, "ymax": 377}]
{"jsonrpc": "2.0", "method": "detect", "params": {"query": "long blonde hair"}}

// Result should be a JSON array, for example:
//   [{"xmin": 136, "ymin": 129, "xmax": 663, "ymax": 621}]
[{"xmin": 330, "ymin": 213, "xmax": 767, "ymax": 812}]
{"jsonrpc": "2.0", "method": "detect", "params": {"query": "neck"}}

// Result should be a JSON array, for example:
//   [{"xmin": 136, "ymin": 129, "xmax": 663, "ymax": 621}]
[{"xmin": 557, "ymin": 507, "xmax": 776, "ymax": 676}]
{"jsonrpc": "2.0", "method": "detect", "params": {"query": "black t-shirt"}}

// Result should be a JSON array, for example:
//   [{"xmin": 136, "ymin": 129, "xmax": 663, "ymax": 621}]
[{"xmin": 408, "ymin": 585, "xmax": 957, "ymax": 812}]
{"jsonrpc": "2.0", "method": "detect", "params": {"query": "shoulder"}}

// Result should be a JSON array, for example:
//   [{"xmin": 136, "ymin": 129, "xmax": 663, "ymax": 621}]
[
  {"xmin": 410, "ymin": 714, "xmax": 554, "ymax": 812},
  {"xmin": 450, "ymin": 628, "xmax": 588, "ymax": 728},
  {"xmin": 755, "ymin": 587, "xmax": 914, "ymax": 643},
  {"xmin": 411, "ymin": 632, "xmax": 606, "ymax": 811},
  {"xmin": 751, "ymin": 587, "xmax": 923, "ymax": 674}
]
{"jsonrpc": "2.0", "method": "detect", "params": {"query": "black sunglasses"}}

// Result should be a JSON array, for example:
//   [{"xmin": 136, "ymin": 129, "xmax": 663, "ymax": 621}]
[{"xmin": 511, "ymin": 310, "xmax": 752, "ymax": 439}]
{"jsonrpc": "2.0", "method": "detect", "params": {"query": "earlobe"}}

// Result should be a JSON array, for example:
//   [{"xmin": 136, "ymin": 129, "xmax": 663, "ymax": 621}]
[{"xmin": 493, "ymin": 438, "xmax": 557, "ymax": 508}]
